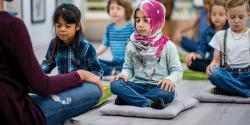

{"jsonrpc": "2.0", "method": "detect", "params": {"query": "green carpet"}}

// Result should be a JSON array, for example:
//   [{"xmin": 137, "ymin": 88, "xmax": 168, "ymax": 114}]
[
  {"xmin": 183, "ymin": 69, "xmax": 208, "ymax": 80},
  {"xmin": 179, "ymin": 53, "xmax": 186, "ymax": 62},
  {"xmin": 96, "ymin": 85, "xmax": 112, "ymax": 106}
]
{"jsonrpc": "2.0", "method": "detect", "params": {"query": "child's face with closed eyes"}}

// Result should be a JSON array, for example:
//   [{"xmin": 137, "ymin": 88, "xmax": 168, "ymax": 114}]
[{"xmin": 227, "ymin": 3, "xmax": 248, "ymax": 33}]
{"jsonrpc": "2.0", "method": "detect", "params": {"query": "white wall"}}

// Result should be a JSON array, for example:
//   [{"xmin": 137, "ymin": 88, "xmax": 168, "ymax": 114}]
[
  {"xmin": 22, "ymin": 0, "xmax": 83, "ymax": 48},
  {"xmin": 22, "ymin": 0, "xmax": 55, "ymax": 48}
]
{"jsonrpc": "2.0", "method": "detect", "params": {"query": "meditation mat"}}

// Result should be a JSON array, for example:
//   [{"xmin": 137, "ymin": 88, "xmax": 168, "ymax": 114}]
[
  {"xmin": 98, "ymin": 98, "xmax": 198, "ymax": 119},
  {"xmin": 183, "ymin": 69, "xmax": 208, "ymax": 80},
  {"xmin": 96, "ymin": 85, "xmax": 112, "ymax": 107},
  {"xmin": 195, "ymin": 84, "xmax": 250, "ymax": 103}
]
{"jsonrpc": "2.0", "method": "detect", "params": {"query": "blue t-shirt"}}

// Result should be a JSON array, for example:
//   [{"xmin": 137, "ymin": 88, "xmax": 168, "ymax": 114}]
[{"xmin": 102, "ymin": 22, "xmax": 135, "ymax": 62}]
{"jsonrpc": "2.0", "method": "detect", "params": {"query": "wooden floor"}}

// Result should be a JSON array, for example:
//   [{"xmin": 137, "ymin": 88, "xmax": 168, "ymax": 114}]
[{"xmin": 34, "ymin": 44, "xmax": 250, "ymax": 125}]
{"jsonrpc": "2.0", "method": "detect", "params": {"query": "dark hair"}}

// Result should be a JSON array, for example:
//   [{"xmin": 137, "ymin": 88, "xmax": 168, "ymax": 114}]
[
  {"xmin": 107, "ymin": 0, "xmax": 133, "ymax": 21},
  {"xmin": 208, "ymin": 0, "xmax": 229, "ymax": 29},
  {"xmin": 49, "ymin": 3, "xmax": 83, "ymax": 63}
]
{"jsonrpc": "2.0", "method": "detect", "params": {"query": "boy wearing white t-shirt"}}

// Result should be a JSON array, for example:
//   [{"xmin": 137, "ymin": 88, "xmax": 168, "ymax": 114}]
[{"xmin": 207, "ymin": 0, "xmax": 250, "ymax": 97}]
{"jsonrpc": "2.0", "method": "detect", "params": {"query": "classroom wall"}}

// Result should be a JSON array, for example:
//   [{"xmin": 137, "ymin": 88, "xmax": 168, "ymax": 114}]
[
  {"xmin": 22, "ymin": 0, "xmax": 83, "ymax": 48},
  {"xmin": 22, "ymin": 0, "xmax": 54, "ymax": 48}
]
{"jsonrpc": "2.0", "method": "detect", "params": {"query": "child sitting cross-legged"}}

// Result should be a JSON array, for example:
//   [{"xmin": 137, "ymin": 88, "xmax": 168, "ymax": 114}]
[
  {"xmin": 110, "ymin": 0, "xmax": 183, "ymax": 109},
  {"xmin": 207, "ymin": 0, "xmax": 250, "ymax": 97}
]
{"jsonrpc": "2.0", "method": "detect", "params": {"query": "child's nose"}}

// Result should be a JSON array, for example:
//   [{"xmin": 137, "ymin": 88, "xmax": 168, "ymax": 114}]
[
  {"xmin": 60, "ymin": 26, "xmax": 66, "ymax": 31},
  {"xmin": 234, "ymin": 18, "xmax": 240, "ymax": 23},
  {"xmin": 137, "ymin": 21, "xmax": 144, "ymax": 27}
]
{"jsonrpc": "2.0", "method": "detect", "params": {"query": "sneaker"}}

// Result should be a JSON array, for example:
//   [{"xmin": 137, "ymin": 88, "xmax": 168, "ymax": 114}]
[
  {"xmin": 149, "ymin": 98, "xmax": 166, "ymax": 109},
  {"xmin": 210, "ymin": 87, "xmax": 234, "ymax": 96},
  {"xmin": 114, "ymin": 97, "xmax": 128, "ymax": 105}
]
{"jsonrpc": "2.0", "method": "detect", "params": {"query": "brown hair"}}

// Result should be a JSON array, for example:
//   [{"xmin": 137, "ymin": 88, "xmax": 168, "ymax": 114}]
[
  {"xmin": 203, "ymin": 0, "xmax": 213, "ymax": 4},
  {"xmin": 226, "ymin": 0, "xmax": 249, "ymax": 11},
  {"xmin": 107, "ymin": 0, "xmax": 133, "ymax": 21},
  {"xmin": 208, "ymin": 0, "xmax": 228, "ymax": 28}
]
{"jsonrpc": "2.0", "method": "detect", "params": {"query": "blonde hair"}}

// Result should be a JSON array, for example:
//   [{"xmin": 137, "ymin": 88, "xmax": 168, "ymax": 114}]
[{"xmin": 226, "ymin": 0, "xmax": 249, "ymax": 11}]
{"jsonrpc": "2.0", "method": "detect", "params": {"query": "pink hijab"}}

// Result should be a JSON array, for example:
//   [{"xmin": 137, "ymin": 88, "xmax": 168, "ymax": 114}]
[{"xmin": 130, "ymin": 0, "xmax": 168, "ymax": 57}]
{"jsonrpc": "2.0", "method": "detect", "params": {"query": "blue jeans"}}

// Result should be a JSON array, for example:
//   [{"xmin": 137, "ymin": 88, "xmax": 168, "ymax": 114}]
[
  {"xmin": 32, "ymin": 82, "xmax": 101, "ymax": 125},
  {"xmin": 110, "ymin": 79, "xmax": 175, "ymax": 107},
  {"xmin": 99, "ymin": 59, "xmax": 124, "ymax": 76},
  {"xmin": 209, "ymin": 67, "xmax": 250, "ymax": 97},
  {"xmin": 181, "ymin": 36, "xmax": 199, "ymax": 52}
]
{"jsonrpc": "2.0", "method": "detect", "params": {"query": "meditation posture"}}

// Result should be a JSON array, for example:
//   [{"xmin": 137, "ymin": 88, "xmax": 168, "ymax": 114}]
[
  {"xmin": 96, "ymin": 0, "xmax": 135, "ymax": 76},
  {"xmin": 207, "ymin": 0, "xmax": 250, "ymax": 97},
  {"xmin": 185, "ymin": 0, "xmax": 228, "ymax": 72},
  {"xmin": 110, "ymin": 0, "xmax": 183, "ymax": 109},
  {"xmin": 0, "ymin": 1, "xmax": 101, "ymax": 125}
]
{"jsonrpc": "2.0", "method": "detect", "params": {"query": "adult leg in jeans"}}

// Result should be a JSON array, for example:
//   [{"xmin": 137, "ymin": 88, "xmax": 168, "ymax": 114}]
[
  {"xmin": 188, "ymin": 59, "xmax": 211, "ymax": 72},
  {"xmin": 209, "ymin": 67, "xmax": 250, "ymax": 97},
  {"xmin": 32, "ymin": 82, "xmax": 101, "ymax": 125},
  {"xmin": 180, "ymin": 36, "xmax": 199, "ymax": 52},
  {"xmin": 111, "ymin": 79, "xmax": 151, "ymax": 107}
]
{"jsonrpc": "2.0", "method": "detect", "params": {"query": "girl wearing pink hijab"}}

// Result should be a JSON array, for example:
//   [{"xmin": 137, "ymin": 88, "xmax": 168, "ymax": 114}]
[{"xmin": 110, "ymin": 0, "xmax": 183, "ymax": 109}]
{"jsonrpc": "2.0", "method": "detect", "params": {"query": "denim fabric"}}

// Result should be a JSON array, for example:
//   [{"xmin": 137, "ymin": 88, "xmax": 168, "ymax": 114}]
[
  {"xmin": 32, "ymin": 82, "xmax": 101, "ymax": 125},
  {"xmin": 198, "ymin": 8, "xmax": 208, "ymax": 42},
  {"xmin": 209, "ymin": 67, "xmax": 250, "ymax": 97},
  {"xmin": 99, "ymin": 59, "xmax": 124, "ymax": 76},
  {"xmin": 196, "ymin": 27, "xmax": 216, "ymax": 60},
  {"xmin": 110, "ymin": 79, "xmax": 175, "ymax": 107},
  {"xmin": 181, "ymin": 27, "xmax": 216, "ymax": 56},
  {"xmin": 180, "ymin": 36, "xmax": 199, "ymax": 52},
  {"xmin": 41, "ymin": 37, "xmax": 103, "ymax": 77}
]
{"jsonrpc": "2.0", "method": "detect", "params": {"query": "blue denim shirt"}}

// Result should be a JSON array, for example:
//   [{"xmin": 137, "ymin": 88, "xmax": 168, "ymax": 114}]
[
  {"xmin": 198, "ymin": 8, "xmax": 208, "ymax": 41},
  {"xmin": 41, "ymin": 37, "xmax": 103, "ymax": 77},
  {"xmin": 196, "ymin": 27, "xmax": 215, "ymax": 61}
]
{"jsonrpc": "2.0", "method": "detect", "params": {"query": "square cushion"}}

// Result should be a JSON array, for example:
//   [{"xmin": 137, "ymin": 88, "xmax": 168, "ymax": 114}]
[
  {"xmin": 195, "ymin": 84, "xmax": 250, "ymax": 103},
  {"xmin": 98, "ymin": 98, "xmax": 198, "ymax": 119}
]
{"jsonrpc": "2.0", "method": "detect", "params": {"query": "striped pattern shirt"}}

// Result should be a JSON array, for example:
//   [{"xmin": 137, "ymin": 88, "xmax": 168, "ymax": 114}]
[{"xmin": 103, "ymin": 22, "xmax": 135, "ymax": 62}]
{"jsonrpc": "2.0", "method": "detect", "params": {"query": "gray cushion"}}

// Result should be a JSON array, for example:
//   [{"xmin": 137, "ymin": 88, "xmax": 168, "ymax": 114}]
[
  {"xmin": 195, "ymin": 84, "xmax": 250, "ymax": 103},
  {"xmin": 98, "ymin": 98, "xmax": 198, "ymax": 119}
]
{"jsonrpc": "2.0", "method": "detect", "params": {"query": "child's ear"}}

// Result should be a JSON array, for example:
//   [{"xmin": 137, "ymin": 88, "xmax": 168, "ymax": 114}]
[{"xmin": 76, "ymin": 25, "xmax": 80, "ymax": 31}]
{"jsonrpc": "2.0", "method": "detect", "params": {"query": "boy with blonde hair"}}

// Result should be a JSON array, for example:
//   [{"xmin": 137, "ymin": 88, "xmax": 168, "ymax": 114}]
[{"xmin": 207, "ymin": 0, "xmax": 250, "ymax": 97}]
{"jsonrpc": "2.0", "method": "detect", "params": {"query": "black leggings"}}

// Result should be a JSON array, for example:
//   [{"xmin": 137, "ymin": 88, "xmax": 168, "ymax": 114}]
[{"xmin": 188, "ymin": 59, "xmax": 211, "ymax": 72}]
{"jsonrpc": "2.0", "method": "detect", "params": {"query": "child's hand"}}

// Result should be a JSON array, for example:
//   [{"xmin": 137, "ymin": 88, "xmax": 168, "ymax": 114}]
[
  {"xmin": 157, "ymin": 79, "xmax": 175, "ymax": 92},
  {"xmin": 76, "ymin": 70, "xmax": 104, "ymax": 95},
  {"xmin": 206, "ymin": 63, "xmax": 219, "ymax": 76},
  {"xmin": 185, "ymin": 52, "xmax": 199, "ymax": 66},
  {"xmin": 110, "ymin": 75, "xmax": 128, "ymax": 83}
]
